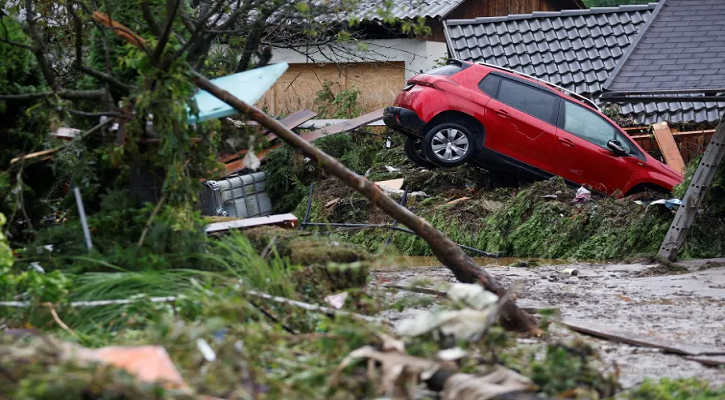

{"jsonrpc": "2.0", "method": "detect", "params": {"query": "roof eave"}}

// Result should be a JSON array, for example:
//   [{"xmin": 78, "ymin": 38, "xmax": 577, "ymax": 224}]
[{"xmin": 601, "ymin": 90, "xmax": 725, "ymax": 103}]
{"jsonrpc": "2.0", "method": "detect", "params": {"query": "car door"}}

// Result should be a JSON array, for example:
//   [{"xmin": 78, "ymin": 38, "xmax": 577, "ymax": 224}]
[
  {"xmin": 483, "ymin": 77, "xmax": 560, "ymax": 171},
  {"xmin": 554, "ymin": 100, "xmax": 638, "ymax": 194}
]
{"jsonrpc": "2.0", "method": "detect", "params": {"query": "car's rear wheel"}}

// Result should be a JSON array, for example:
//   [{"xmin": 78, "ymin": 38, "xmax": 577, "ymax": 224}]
[
  {"xmin": 403, "ymin": 136, "xmax": 438, "ymax": 169},
  {"xmin": 422, "ymin": 123, "xmax": 476, "ymax": 167}
]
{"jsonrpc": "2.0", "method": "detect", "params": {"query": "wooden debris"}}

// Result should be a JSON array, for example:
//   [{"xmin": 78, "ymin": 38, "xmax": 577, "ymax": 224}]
[
  {"xmin": 219, "ymin": 109, "xmax": 316, "ymax": 164},
  {"xmin": 324, "ymin": 198, "xmax": 341, "ymax": 209},
  {"xmin": 91, "ymin": 11, "xmax": 147, "ymax": 48},
  {"xmin": 299, "ymin": 109, "xmax": 384, "ymax": 142},
  {"xmin": 205, "ymin": 213, "xmax": 298, "ymax": 234},
  {"xmin": 375, "ymin": 178, "xmax": 405, "ymax": 191},
  {"xmin": 651, "ymin": 121, "xmax": 686, "ymax": 174},
  {"xmin": 561, "ymin": 318, "xmax": 725, "ymax": 356}
]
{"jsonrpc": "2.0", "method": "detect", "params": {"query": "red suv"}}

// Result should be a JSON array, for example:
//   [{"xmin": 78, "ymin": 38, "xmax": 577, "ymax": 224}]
[{"xmin": 383, "ymin": 60, "xmax": 683, "ymax": 196}]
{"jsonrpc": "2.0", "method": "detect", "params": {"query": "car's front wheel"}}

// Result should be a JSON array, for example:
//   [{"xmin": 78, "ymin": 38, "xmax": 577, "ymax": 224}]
[
  {"xmin": 403, "ymin": 136, "xmax": 438, "ymax": 169},
  {"xmin": 422, "ymin": 123, "xmax": 476, "ymax": 167}
]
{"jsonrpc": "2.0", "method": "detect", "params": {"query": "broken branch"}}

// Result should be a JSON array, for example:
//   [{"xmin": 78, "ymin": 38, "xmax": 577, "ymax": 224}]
[{"xmin": 193, "ymin": 73, "xmax": 541, "ymax": 334}]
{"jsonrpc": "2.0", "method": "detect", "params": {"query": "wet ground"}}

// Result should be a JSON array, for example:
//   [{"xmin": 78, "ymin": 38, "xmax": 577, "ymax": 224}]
[{"xmin": 371, "ymin": 258, "xmax": 725, "ymax": 389}]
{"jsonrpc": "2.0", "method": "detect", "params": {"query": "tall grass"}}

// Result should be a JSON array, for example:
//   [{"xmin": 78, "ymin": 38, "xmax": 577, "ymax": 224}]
[
  {"xmin": 58, "ymin": 233, "xmax": 297, "ymax": 335},
  {"xmin": 204, "ymin": 233, "xmax": 298, "ymax": 298}
]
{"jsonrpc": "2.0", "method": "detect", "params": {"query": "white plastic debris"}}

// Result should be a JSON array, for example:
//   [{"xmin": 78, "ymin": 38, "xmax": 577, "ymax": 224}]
[
  {"xmin": 447, "ymin": 283, "xmax": 499, "ymax": 310},
  {"xmin": 395, "ymin": 308, "xmax": 494, "ymax": 341},
  {"xmin": 29, "ymin": 262, "xmax": 45, "ymax": 273},
  {"xmin": 196, "ymin": 338, "xmax": 216, "ymax": 362},
  {"xmin": 574, "ymin": 186, "xmax": 591, "ymax": 203},
  {"xmin": 384, "ymin": 165, "xmax": 400, "ymax": 172},
  {"xmin": 437, "ymin": 347, "xmax": 468, "ymax": 361},
  {"xmin": 242, "ymin": 150, "xmax": 261, "ymax": 170},
  {"xmin": 562, "ymin": 268, "xmax": 579, "ymax": 276},
  {"xmin": 324, "ymin": 292, "xmax": 349, "ymax": 310}
]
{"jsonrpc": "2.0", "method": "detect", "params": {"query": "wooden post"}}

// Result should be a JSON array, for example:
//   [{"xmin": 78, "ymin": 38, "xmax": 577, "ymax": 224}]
[
  {"xmin": 651, "ymin": 121, "xmax": 686, "ymax": 174},
  {"xmin": 659, "ymin": 114, "xmax": 725, "ymax": 261}
]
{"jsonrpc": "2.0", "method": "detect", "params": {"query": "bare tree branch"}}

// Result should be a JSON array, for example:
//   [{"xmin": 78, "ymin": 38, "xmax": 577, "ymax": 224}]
[
  {"xmin": 151, "ymin": 0, "xmax": 182, "ymax": 66},
  {"xmin": 164, "ymin": 0, "xmax": 225, "ymax": 69},
  {"xmin": 76, "ymin": 65, "xmax": 133, "ymax": 94},
  {"xmin": 24, "ymin": 0, "xmax": 58, "ymax": 89},
  {"xmin": 0, "ymin": 90, "xmax": 105, "ymax": 101},
  {"xmin": 65, "ymin": 2, "xmax": 132, "ymax": 94},
  {"xmin": 141, "ymin": 0, "xmax": 161, "ymax": 36}
]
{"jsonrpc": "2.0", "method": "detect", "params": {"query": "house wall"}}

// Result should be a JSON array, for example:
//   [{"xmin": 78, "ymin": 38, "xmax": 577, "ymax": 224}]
[
  {"xmin": 426, "ymin": 0, "xmax": 581, "ymax": 42},
  {"xmin": 263, "ymin": 39, "xmax": 448, "ymax": 114},
  {"xmin": 271, "ymin": 39, "xmax": 448, "ymax": 80}
]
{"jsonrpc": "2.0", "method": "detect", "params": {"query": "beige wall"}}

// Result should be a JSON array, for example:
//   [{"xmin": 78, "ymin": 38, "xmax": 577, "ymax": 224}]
[{"xmin": 259, "ymin": 61, "xmax": 406, "ymax": 116}]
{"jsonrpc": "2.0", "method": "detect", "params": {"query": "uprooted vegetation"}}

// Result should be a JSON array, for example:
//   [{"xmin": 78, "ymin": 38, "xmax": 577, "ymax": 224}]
[{"xmin": 262, "ymin": 132, "xmax": 725, "ymax": 261}]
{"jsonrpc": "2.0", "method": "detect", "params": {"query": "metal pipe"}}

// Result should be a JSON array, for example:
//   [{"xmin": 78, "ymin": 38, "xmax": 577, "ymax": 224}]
[
  {"xmin": 300, "ymin": 182, "xmax": 315, "ymax": 230},
  {"xmin": 384, "ymin": 185, "xmax": 409, "ymax": 248},
  {"xmin": 73, "ymin": 185, "xmax": 93, "ymax": 251}
]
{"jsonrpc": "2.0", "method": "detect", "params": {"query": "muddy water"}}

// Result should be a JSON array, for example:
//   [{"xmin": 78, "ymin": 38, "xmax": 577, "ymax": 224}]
[{"xmin": 393, "ymin": 256, "xmax": 571, "ymax": 268}]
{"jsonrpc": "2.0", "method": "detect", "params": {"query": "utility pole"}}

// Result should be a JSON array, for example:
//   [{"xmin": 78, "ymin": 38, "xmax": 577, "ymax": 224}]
[{"xmin": 659, "ymin": 113, "xmax": 725, "ymax": 261}]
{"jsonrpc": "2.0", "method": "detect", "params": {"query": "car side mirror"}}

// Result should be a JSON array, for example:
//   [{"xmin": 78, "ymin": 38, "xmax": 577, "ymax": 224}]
[{"xmin": 607, "ymin": 140, "xmax": 628, "ymax": 156}]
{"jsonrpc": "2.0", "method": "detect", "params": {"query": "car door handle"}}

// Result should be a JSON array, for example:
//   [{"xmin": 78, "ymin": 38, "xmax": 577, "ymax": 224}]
[
  {"xmin": 494, "ymin": 109, "xmax": 510, "ymax": 118},
  {"xmin": 558, "ymin": 138, "xmax": 575, "ymax": 147}
]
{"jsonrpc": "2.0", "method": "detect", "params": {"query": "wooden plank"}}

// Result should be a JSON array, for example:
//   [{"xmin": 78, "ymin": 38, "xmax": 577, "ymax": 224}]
[
  {"xmin": 263, "ymin": 109, "xmax": 317, "ymax": 143},
  {"xmin": 651, "ymin": 121, "xmax": 686, "ymax": 174},
  {"xmin": 561, "ymin": 318, "xmax": 725, "ymax": 356},
  {"xmin": 219, "ymin": 109, "xmax": 316, "ymax": 164},
  {"xmin": 222, "ymin": 109, "xmax": 383, "ymax": 176},
  {"xmin": 299, "ymin": 108, "xmax": 385, "ymax": 142},
  {"xmin": 659, "ymin": 115, "xmax": 725, "ymax": 261},
  {"xmin": 684, "ymin": 355, "xmax": 725, "ymax": 367},
  {"xmin": 10, "ymin": 148, "xmax": 62, "ymax": 164},
  {"xmin": 205, "ymin": 213, "xmax": 298, "ymax": 234}
]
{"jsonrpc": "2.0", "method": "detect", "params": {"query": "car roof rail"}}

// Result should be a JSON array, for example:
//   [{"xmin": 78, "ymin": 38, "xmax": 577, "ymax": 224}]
[{"xmin": 473, "ymin": 61, "xmax": 602, "ymax": 112}]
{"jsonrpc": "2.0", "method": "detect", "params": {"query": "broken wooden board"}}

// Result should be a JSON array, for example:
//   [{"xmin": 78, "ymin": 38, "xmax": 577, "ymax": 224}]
[
  {"xmin": 205, "ymin": 213, "xmax": 298, "ymax": 234},
  {"xmin": 651, "ymin": 121, "xmax": 686, "ymax": 174},
  {"xmin": 375, "ymin": 178, "xmax": 405, "ymax": 191},
  {"xmin": 222, "ymin": 109, "xmax": 383, "ymax": 176},
  {"xmin": 684, "ymin": 355, "xmax": 725, "ymax": 367},
  {"xmin": 560, "ymin": 318, "xmax": 725, "ymax": 356},
  {"xmin": 219, "ymin": 109, "xmax": 316, "ymax": 164},
  {"xmin": 10, "ymin": 147, "xmax": 63, "ymax": 165},
  {"xmin": 299, "ymin": 109, "xmax": 384, "ymax": 142},
  {"xmin": 263, "ymin": 109, "xmax": 317, "ymax": 143},
  {"xmin": 91, "ymin": 12, "xmax": 147, "ymax": 48}
]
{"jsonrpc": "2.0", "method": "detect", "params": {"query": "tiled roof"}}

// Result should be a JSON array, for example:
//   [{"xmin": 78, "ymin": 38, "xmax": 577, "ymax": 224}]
[
  {"xmin": 444, "ymin": 3, "xmax": 725, "ymax": 124},
  {"xmin": 353, "ymin": 0, "xmax": 466, "ymax": 21},
  {"xmin": 604, "ymin": 0, "xmax": 725, "ymax": 95}
]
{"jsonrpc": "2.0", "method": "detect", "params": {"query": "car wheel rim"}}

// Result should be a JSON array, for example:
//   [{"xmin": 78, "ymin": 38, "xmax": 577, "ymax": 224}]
[{"xmin": 431, "ymin": 129, "xmax": 469, "ymax": 162}]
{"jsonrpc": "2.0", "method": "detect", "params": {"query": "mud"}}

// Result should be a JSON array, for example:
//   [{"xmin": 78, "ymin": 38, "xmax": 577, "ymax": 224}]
[{"xmin": 371, "ymin": 259, "xmax": 725, "ymax": 389}]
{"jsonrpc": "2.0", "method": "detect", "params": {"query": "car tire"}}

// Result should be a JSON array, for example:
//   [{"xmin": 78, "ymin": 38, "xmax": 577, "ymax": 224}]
[
  {"xmin": 404, "ymin": 136, "xmax": 438, "ymax": 169},
  {"xmin": 422, "ymin": 122, "xmax": 476, "ymax": 167}
]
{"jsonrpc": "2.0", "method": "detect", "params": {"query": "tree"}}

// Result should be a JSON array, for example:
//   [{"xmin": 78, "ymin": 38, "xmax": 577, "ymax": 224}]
[{"xmin": 0, "ymin": 0, "xmax": 422, "ymax": 231}]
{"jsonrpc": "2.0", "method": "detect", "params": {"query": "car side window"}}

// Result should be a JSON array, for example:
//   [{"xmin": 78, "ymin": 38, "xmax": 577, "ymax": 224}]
[
  {"xmin": 497, "ymin": 79, "xmax": 558, "ymax": 124},
  {"xmin": 479, "ymin": 74, "xmax": 501, "ymax": 97},
  {"xmin": 561, "ymin": 101, "xmax": 619, "ymax": 149}
]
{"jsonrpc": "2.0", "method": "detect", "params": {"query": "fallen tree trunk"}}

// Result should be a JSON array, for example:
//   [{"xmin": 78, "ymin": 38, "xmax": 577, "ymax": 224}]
[{"xmin": 193, "ymin": 73, "xmax": 540, "ymax": 335}]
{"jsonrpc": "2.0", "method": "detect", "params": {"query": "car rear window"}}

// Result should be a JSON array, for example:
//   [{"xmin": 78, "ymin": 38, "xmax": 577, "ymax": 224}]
[
  {"xmin": 425, "ymin": 64, "xmax": 465, "ymax": 77},
  {"xmin": 479, "ymin": 74, "xmax": 501, "ymax": 97},
  {"xmin": 498, "ymin": 79, "xmax": 558, "ymax": 124}
]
